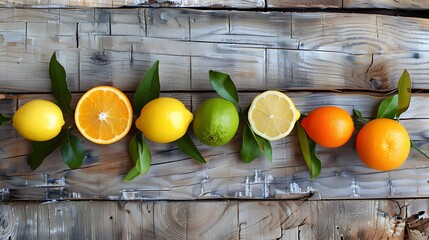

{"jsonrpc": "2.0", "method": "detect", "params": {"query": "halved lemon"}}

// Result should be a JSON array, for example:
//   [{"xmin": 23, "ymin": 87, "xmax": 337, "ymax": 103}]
[
  {"xmin": 75, "ymin": 86, "xmax": 133, "ymax": 144},
  {"xmin": 248, "ymin": 90, "xmax": 300, "ymax": 141}
]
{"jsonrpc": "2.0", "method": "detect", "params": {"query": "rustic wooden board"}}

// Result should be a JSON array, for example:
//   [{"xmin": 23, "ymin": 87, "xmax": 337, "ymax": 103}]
[
  {"xmin": 1, "ymin": 2, "xmax": 429, "ymax": 239},
  {"xmin": 1, "ymin": 199, "xmax": 427, "ymax": 239},
  {"xmin": 3, "ymin": 0, "xmax": 429, "ymax": 9},
  {"xmin": 2, "ymin": 9, "xmax": 429, "ymax": 93},
  {"xmin": 1, "ymin": 92, "xmax": 429, "ymax": 201},
  {"xmin": 343, "ymin": 0, "xmax": 429, "ymax": 9},
  {"xmin": 0, "ymin": 0, "xmax": 264, "ymax": 8},
  {"xmin": 268, "ymin": 0, "xmax": 341, "ymax": 8}
]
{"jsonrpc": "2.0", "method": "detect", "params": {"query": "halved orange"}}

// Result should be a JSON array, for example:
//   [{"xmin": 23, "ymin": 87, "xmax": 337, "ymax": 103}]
[{"xmin": 75, "ymin": 86, "xmax": 133, "ymax": 144}]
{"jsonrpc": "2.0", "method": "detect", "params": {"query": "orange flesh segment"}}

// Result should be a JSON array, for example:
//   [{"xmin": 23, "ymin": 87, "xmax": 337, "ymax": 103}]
[{"xmin": 75, "ymin": 86, "xmax": 132, "ymax": 144}]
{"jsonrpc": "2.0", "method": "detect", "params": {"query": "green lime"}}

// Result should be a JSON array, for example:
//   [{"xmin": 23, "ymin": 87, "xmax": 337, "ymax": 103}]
[{"xmin": 193, "ymin": 98, "xmax": 239, "ymax": 146}]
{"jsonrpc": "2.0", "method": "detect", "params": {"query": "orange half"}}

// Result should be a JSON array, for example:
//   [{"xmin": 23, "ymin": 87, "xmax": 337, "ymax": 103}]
[{"xmin": 75, "ymin": 86, "xmax": 133, "ymax": 144}]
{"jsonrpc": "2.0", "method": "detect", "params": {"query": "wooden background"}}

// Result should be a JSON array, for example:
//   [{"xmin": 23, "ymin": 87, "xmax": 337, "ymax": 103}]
[{"xmin": 2, "ymin": 0, "xmax": 429, "ymax": 239}]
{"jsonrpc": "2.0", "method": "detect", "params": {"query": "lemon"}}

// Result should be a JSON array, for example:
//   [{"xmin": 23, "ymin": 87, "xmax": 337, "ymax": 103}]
[
  {"xmin": 135, "ymin": 97, "xmax": 193, "ymax": 143},
  {"xmin": 12, "ymin": 99, "xmax": 65, "ymax": 141},
  {"xmin": 193, "ymin": 98, "xmax": 239, "ymax": 146},
  {"xmin": 248, "ymin": 90, "xmax": 300, "ymax": 141}
]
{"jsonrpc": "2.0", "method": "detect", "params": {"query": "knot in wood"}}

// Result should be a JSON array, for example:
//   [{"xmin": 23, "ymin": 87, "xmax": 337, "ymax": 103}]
[{"xmin": 368, "ymin": 77, "xmax": 384, "ymax": 90}]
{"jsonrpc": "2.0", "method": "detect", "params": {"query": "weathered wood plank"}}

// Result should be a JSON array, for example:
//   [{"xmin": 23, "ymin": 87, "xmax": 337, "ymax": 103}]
[
  {"xmin": 3, "ymin": 199, "xmax": 428, "ymax": 239},
  {"xmin": 238, "ymin": 201, "xmax": 312, "ymax": 239},
  {"xmin": 111, "ymin": 9, "xmax": 145, "ymax": 37},
  {"xmin": 78, "ymin": 36, "xmax": 191, "ymax": 91},
  {"xmin": 3, "ymin": 0, "xmax": 429, "ymax": 9},
  {"xmin": 1, "ymin": 9, "xmax": 429, "ymax": 92},
  {"xmin": 267, "ymin": 49, "xmax": 372, "ymax": 90},
  {"xmin": 190, "ymin": 10, "xmax": 298, "ymax": 48},
  {"xmin": 315, "ymin": 200, "xmax": 407, "ymax": 239},
  {"xmin": 154, "ymin": 201, "xmax": 239, "ymax": 239},
  {"xmin": 0, "ymin": 8, "xmax": 59, "ymax": 23},
  {"xmin": 0, "ymin": 0, "xmax": 265, "ymax": 8},
  {"xmin": 2, "ymin": 92, "xmax": 429, "ymax": 200},
  {"xmin": 343, "ymin": 0, "xmax": 429, "ymax": 9},
  {"xmin": 146, "ymin": 9, "xmax": 190, "ymax": 40},
  {"xmin": 268, "ymin": 0, "xmax": 341, "ymax": 8},
  {"xmin": 292, "ymin": 13, "xmax": 429, "ymax": 55}
]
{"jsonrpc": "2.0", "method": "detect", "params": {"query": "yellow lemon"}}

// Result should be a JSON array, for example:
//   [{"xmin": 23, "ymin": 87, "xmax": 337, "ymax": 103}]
[
  {"xmin": 135, "ymin": 97, "xmax": 193, "ymax": 143},
  {"xmin": 248, "ymin": 90, "xmax": 300, "ymax": 141},
  {"xmin": 12, "ymin": 99, "xmax": 65, "ymax": 141}
]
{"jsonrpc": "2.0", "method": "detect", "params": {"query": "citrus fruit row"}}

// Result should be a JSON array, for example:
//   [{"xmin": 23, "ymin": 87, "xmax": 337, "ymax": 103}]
[
  {"xmin": 11, "ymin": 86, "xmax": 411, "ymax": 173},
  {"xmin": 12, "ymin": 86, "xmax": 241, "ymax": 147},
  {"xmin": 299, "ymin": 105, "xmax": 410, "ymax": 171},
  {"xmin": 248, "ymin": 91, "xmax": 411, "ymax": 172}
]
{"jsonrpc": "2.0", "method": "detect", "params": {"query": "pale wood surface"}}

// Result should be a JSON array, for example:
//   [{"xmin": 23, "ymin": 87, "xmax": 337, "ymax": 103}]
[
  {"xmin": 2, "ymin": 199, "xmax": 428, "ymax": 239},
  {"xmin": 0, "ymin": 8, "xmax": 429, "ymax": 201},
  {"xmin": 2, "ymin": 0, "xmax": 429, "ymax": 8},
  {"xmin": 343, "ymin": 0, "xmax": 429, "ymax": 9},
  {"xmin": 1, "ymin": 93, "xmax": 429, "ymax": 201},
  {"xmin": 0, "ymin": 2, "xmax": 429, "ymax": 239},
  {"xmin": 2, "ymin": 9, "xmax": 429, "ymax": 93}
]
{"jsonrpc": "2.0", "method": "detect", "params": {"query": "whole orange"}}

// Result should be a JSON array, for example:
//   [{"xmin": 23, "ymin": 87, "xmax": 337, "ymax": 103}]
[
  {"xmin": 356, "ymin": 118, "xmax": 410, "ymax": 171},
  {"xmin": 301, "ymin": 106, "xmax": 354, "ymax": 148}
]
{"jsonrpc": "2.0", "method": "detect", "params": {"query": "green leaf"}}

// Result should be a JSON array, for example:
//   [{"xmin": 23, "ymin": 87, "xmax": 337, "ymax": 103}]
[
  {"xmin": 240, "ymin": 123, "xmax": 262, "ymax": 163},
  {"xmin": 259, "ymin": 136, "xmax": 272, "ymax": 162},
  {"xmin": 353, "ymin": 109, "xmax": 363, "ymax": 119},
  {"xmin": 60, "ymin": 129, "xmax": 86, "ymax": 169},
  {"xmin": 133, "ymin": 60, "xmax": 160, "ymax": 115},
  {"xmin": 176, "ymin": 132, "xmax": 206, "ymax": 163},
  {"xmin": 240, "ymin": 108, "xmax": 272, "ymax": 161},
  {"xmin": 297, "ymin": 122, "xmax": 321, "ymax": 180},
  {"xmin": 397, "ymin": 69, "xmax": 411, "ymax": 118},
  {"xmin": 0, "ymin": 113, "xmax": 11, "ymax": 127},
  {"xmin": 411, "ymin": 140, "xmax": 429, "ymax": 160},
  {"xmin": 352, "ymin": 108, "xmax": 369, "ymax": 126},
  {"xmin": 124, "ymin": 166, "xmax": 141, "ymax": 182},
  {"xmin": 49, "ymin": 52, "xmax": 72, "ymax": 113},
  {"xmin": 209, "ymin": 70, "xmax": 239, "ymax": 105},
  {"xmin": 376, "ymin": 94, "xmax": 398, "ymax": 119},
  {"xmin": 247, "ymin": 122, "xmax": 272, "ymax": 161},
  {"xmin": 27, "ymin": 129, "xmax": 66, "ymax": 170},
  {"xmin": 129, "ymin": 133, "xmax": 151, "ymax": 175}
]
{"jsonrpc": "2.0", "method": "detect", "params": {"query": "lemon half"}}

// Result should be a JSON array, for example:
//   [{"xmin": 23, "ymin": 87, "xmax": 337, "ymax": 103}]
[{"xmin": 248, "ymin": 91, "xmax": 300, "ymax": 141}]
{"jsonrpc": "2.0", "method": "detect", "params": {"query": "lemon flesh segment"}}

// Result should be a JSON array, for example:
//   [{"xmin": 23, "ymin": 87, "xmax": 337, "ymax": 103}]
[{"xmin": 248, "ymin": 91, "xmax": 300, "ymax": 141}]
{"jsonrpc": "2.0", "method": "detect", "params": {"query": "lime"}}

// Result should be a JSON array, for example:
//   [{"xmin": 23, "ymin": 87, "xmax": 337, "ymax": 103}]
[
  {"xmin": 193, "ymin": 98, "xmax": 239, "ymax": 146},
  {"xmin": 13, "ymin": 99, "xmax": 65, "ymax": 141}
]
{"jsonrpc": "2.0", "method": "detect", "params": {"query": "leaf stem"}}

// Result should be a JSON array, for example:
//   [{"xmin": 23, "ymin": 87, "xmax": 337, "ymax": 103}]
[{"xmin": 411, "ymin": 140, "xmax": 429, "ymax": 160}]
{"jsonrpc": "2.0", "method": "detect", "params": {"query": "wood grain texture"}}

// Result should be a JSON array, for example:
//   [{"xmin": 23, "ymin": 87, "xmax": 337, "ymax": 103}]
[
  {"xmin": 2, "ymin": 92, "xmax": 429, "ymax": 201},
  {"xmin": 343, "ymin": 0, "xmax": 429, "ymax": 9},
  {"xmin": 0, "ymin": 0, "xmax": 264, "ymax": 8},
  {"xmin": 2, "ymin": 0, "xmax": 429, "ymax": 8},
  {"xmin": 2, "ymin": 199, "xmax": 428, "ymax": 239},
  {"xmin": 2, "ymin": 9, "xmax": 429, "ymax": 93},
  {"xmin": 0, "ymin": 4, "xmax": 429, "ymax": 203},
  {"xmin": 291, "ymin": 13, "xmax": 429, "ymax": 55},
  {"xmin": 268, "ymin": 0, "xmax": 341, "ymax": 8}
]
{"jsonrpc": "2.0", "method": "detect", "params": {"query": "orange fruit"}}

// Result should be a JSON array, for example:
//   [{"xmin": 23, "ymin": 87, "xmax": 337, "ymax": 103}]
[
  {"xmin": 356, "ymin": 118, "xmax": 410, "ymax": 171},
  {"xmin": 301, "ymin": 106, "xmax": 354, "ymax": 148},
  {"xmin": 75, "ymin": 86, "xmax": 133, "ymax": 144}
]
